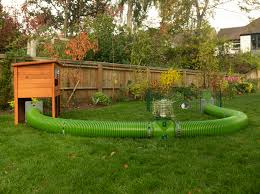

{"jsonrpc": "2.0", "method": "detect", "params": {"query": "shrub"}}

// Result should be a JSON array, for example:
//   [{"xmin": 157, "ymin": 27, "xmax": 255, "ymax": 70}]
[
  {"xmin": 231, "ymin": 52, "xmax": 260, "ymax": 74},
  {"xmin": 0, "ymin": 57, "xmax": 13, "ymax": 109},
  {"xmin": 172, "ymin": 84, "xmax": 199, "ymax": 100},
  {"xmin": 223, "ymin": 75, "xmax": 241, "ymax": 98},
  {"xmin": 8, "ymin": 100, "xmax": 15, "ymax": 110},
  {"xmin": 0, "ymin": 50, "xmax": 26, "ymax": 110},
  {"xmin": 91, "ymin": 92, "xmax": 111, "ymax": 105},
  {"xmin": 115, "ymin": 85, "xmax": 130, "ymax": 102},
  {"xmin": 128, "ymin": 80, "xmax": 148, "ymax": 99},
  {"xmin": 236, "ymin": 81, "xmax": 255, "ymax": 94},
  {"xmin": 160, "ymin": 68, "xmax": 181, "ymax": 94}
]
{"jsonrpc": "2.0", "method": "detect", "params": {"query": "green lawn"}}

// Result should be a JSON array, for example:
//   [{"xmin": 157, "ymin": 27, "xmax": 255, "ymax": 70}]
[{"xmin": 0, "ymin": 93, "xmax": 259, "ymax": 193}]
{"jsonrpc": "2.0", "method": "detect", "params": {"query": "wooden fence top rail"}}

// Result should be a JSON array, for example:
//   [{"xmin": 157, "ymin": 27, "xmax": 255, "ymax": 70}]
[
  {"xmin": 0, "ymin": 55, "xmax": 244, "ymax": 77},
  {"xmin": 0, "ymin": 55, "xmax": 214, "ymax": 74},
  {"xmin": 30, "ymin": 57, "xmax": 203, "ymax": 73}
]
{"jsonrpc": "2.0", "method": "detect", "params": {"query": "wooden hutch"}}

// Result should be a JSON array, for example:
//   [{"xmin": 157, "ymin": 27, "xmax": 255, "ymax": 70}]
[{"xmin": 13, "ymin": 60, "xmax": 61, "ymax": 125}]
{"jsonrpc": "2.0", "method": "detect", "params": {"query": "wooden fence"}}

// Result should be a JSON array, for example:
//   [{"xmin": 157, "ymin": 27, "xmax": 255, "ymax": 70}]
[
  {"xmin": 57, "ymin": 59, "xmax": 206, "ymax": 104},
  {"xmin": 245, "ymin": 68, "xmax": 260, "ymax": 89},
  {"xmin": 0, "ymin": 56, "xmax": 207, "ymax": 104}
]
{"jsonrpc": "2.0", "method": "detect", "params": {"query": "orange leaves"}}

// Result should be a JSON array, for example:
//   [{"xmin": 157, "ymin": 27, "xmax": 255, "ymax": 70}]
[
  {"xmin": 65, "ymin": 32, "xmax": 98, "ymax": 61},
  {"xmin": 151, "ymin": 80, "xmax": 160, "ymax": 90},
  {"xmin": 43, "ymin": 32, "xmax": 98, "ymax": 61}
]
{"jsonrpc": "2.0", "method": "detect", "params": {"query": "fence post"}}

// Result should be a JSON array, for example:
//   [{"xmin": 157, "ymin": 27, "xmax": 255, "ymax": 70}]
[
  {"xmin": 146, "ymin": 68, "xmax": 151, "ymax": 83},
  {"xmin": 183, "ymin": 70, "xmax": 187, "ymax": 87},
  {"xmin": 256, "ymin": 69, "xmax": 259, "ymax": 90},
  {"xmin": 97, "ymin": 64, "xmax": 103, "ymax": 92}
]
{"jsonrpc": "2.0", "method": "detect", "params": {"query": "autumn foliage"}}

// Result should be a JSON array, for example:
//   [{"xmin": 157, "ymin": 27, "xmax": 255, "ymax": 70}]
[
  {"xmin": 21, "ymin": 2, "xmax": 53, "ymax": 35},
  {"xmin": 160, "ymin": 69, "xmax": 181, "ymax": 92},
  {"xmin": 42, "ymin": 32, "xmax": 98, "ymax": 60},
  {"xmin": 0, "ymin": 4, "xmax": 20, "ymax": 51},
  {"xmin": 65, "ymin": 32, "xmax": 98, "ymax": 61}
]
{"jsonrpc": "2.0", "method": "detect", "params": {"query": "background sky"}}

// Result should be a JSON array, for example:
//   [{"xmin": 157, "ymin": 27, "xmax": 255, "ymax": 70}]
[
  {"xmin": 209, "ymin": 1, "xmax": 260, "ymax": 30},
  {"xmin": 2, "ymin": 0, "xmax": 260, "ymax": 31}
]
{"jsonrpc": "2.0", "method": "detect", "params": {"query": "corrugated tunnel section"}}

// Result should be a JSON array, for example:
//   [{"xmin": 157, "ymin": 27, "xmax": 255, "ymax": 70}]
[
  {"xmin": 177, "ymin": 104, "xmax": 248, "ymax": 137},
  {"xmin": 26, "ymin": 104, "xmax": 248, "ymax": 138}
]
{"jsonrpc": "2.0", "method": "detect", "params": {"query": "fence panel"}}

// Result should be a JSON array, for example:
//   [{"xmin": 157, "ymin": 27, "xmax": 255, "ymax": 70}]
[
  {"xmin": 0, "ymin": 55, "xmax": 209, "ymax": 104},
  {"xmin": 57, "ymin": 60, "xmax": 206, "ymax": 104}
]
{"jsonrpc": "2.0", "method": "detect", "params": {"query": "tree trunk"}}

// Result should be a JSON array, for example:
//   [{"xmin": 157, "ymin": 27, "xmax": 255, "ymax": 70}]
[
  {"xmin": 63, "ymin": 0, "xmax": 69, "ymax": 38},
  {"xmin": 196, "ymin": 15, "xmax": 203, "ymax": 29},
  {"xmin": 76, "ymin": 0, "xmax": 83, "ymax": 33},
  {"xmin": 194, "ymin": 0, "xmax": 209, "ymax": 30},
  {"xmin": 127, "ymin": 0, "xmax": 133, "ymax": 32}
]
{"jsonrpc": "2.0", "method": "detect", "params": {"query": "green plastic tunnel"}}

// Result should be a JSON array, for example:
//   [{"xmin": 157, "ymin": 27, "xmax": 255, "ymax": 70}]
[{"xmin": 26, "ymin": 104, "xmax": 248, "ymax": 138}]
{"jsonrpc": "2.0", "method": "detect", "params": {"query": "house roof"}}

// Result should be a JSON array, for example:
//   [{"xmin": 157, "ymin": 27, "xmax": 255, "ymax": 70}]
[
  {"xmin": 218, "ymin": 26, "xmax": 244, "ymax": 40},
  {"xmin": 218, "ymin": 17, "xmax": 260, "ymax": 40},
  {"xmin": 241, "ymin": 17, "xmax": 260, "ymax": 35}
]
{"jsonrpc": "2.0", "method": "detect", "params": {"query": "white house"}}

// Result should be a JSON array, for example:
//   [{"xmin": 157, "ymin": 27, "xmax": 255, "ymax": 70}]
[{"xmin": 218, "ymin": 17, "xmax": 260, "ymax": 54}]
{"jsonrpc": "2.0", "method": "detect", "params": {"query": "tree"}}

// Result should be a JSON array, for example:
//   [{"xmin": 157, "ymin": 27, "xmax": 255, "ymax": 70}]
[
  {"xmin": 118, "ymin": 0, "xmax": 153, "ymax": 32},
  {"xmin": 154, "ymin": 0, "xmax": 225, "ymax": 33},
  {"xmin": 65, "ymin": 32, "xmax": 98, "ymax": 61},
  {"xmin": 156, "ymin": 0, "xmax": 225, "ymax": 31},
  {"xmin": 193, "ymin": 0, "xmax": 210, "ymax": 29},
  {"xmin": 239, "ymin": 0, "xmax": 260, "ymax": 12},
  {"xmin": 192, "ymin": 0, "xmax": 232, "ymax": 30},
  {"xmin": 195, "ymin": 25, "xmax": 218, "ymax": 72},
  {"xmin": 0, "ymin": 1, "xmax": 21, "ymax": 52},
  {"xmin": 154, "ymin": 0, "xmax": 193, "ymax": 34},
  {"xmin": 84, "ymin": 14, "xmax": 116, "ymax": 62},
  {"xmin": 22, "ymin": 0, "xmax": 110, "ymax": 37},
  {"xmin": 130, "ymin": 28, "xmax": 168, "ymax": 66}
]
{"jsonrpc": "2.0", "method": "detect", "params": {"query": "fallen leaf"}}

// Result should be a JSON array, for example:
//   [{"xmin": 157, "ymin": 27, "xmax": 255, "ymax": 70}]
[
  {"xmin": 110, "ymin": 151, "xmax": 116, "ymax": 156},
  {"xmin": 123, "ymin": 163, "xmax": 128, "ymax": 169},
  {"xmin": 68, "ymin": 153, "xmax": 77, "ymax": 159}
]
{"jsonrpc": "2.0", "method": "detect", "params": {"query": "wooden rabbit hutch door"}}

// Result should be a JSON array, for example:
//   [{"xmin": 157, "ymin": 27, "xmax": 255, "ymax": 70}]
[{"xmin": 13, "ymin": 60, "xmax": 61, "ymax": 125}]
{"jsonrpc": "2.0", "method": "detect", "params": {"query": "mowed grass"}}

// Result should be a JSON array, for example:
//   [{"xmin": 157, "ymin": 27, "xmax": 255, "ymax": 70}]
[{"xmin": 0, "ymin": 93, "xmax": 259, "ymax": 193}]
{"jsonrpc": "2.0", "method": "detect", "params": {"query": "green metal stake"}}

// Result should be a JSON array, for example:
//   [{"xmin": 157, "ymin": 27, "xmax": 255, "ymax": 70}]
[
  {"xmin": 219, "ymin": 89, "xmax": 222, "ymax": 107},
  {"xmin": 146, "ymin": 89, "xmax": 152, "ymax": 112}
]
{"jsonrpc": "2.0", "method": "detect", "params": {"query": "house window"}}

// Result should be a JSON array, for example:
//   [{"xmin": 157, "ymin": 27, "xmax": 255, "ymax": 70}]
[
  {"xmin": 258, "ymin": 35, "xmax": 260, "ymax": 48},
  {"xmin": 251, "ymin": 34, "xmax": 260, "ymax": 50},
  {"xmin": 232, "ymin": 40, "xmax": 240, "ymax": 50}
]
